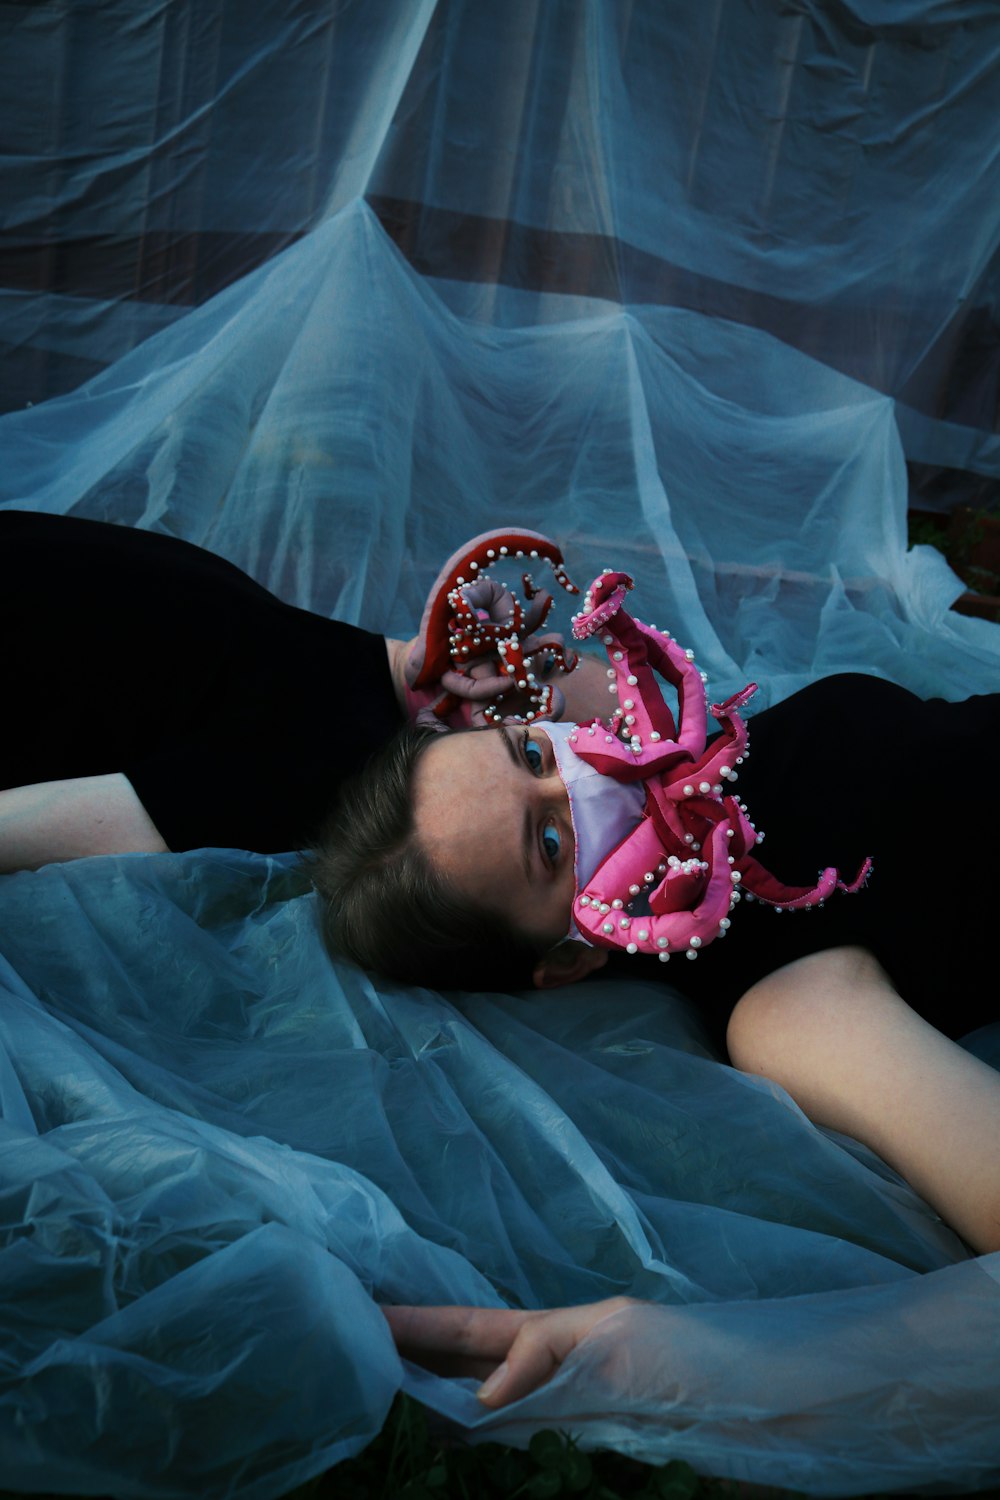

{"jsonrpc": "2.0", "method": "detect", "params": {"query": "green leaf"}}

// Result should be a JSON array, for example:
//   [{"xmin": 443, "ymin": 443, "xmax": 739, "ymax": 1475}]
[
  {"xmin": 525, "ymin": 1471, "xmax": 564, "ymax": 1500},
  {"xmin": 652, "ymin": 1459, "xmax": 701, "ymax": 1499},
  {"xmin": 562, "ymin": 1447, "xmax": 593, "ymax": 1492},
  {"xmin": 529, "ymin": 1430, "xmax": 568, "ymax": 1469}
]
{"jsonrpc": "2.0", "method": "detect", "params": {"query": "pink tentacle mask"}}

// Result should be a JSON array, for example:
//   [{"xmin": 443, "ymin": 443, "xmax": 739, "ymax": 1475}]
[{"xmin": 549, "ymin": 569, "xmax": 871, "ymax": 963}]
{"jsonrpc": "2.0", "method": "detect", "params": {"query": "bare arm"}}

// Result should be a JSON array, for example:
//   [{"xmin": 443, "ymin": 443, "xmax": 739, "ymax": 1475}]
[
  {"xmin": 0, "ymin": 774, "xmax": 169, "ymax": 873},
  {"xmin": 727, "ymin": 945, "xmax": 1000, "ymax": 1255}
]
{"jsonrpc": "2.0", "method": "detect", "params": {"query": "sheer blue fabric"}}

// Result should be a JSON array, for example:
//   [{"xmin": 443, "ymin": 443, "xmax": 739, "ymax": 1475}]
[{"xmin": 2, "ymin": 3, "xmax": 1000, "ymax": 1495}]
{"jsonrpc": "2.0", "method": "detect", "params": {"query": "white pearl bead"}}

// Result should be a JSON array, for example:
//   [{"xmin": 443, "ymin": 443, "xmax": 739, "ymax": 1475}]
[
  {"xmin": 719, "ymin": 918, "xmax": 731, "ymax": 929},
  {"xmin": 600, "ymin": 903, "xmax": 610, "ymax": 914},
  {"xmin": 650, "ymin": 731, "xmax": 661, "ymax": 742},
  {"xmin": 603, "ymin": 634, "xmax": 613, "ymax": 645},
  {"xmin": 613, "ymin": 651, "xmax": 623, "ymax": 661},
  {"xmin": 658, "ymin": 951, "xmax": 670, "ymax": 963},
  {"xmin": 626, "ymin": 943, "xmax": 638, "ymax": 954},
  {"xmin": 623, "ymin": 699, "xmax": 634, "ymax": 710},
  {"xmin": 619, "ymin": 918, "xmax": 630, "ymax": 929},
  {"xmin": 638, "ymin": 929, "xmax": 649, "ymax": 941},
  {"xmin": 612, "ymin": 898, "xmax": 624, "ymax": 909},
  {"xmin": 683, "ymin": 784, "xmax": 694, "ymax": 797},
  {"xmin": 629, "ymin": 884, "xmax": 640, "ymax": 896},
  {"xmin": 579, "ymin": 896, "xmax": 591, "ymax": 906},
  {"xmin": 686, "ymin": 949, "xmax": 698, "ymax": 960},
  {"xmin": 656, "ymin": 936, "xmax": 668, "ymax": 949},
  {"xmin": 684, "ymin": 649, "xmax": 695, "ymax": 660},
  {"xmin": 699, "ymin": 781, "xmax": 711, "ymax": 794},
  {"xmin": 689, "ymin": 936, "xmax": 702, "ymax": 948},
  {"xmin": 602, "ymin": 922, "xmax": 614, "ymax": 933},
  {"xmin": 644, "ymin": 872, "xmax": 654, "ymax": 883},
  {"xmin": 627, "ymin": 675, "xmax": 638, "ymax": 686}
]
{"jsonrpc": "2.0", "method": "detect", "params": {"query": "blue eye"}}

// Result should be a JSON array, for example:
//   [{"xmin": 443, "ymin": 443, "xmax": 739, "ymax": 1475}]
[
  {"xmin": 523, "ymin": 735, "xmax": 544, "ymax": 773},
  {"xmin": 542, "ymin": 824, "xmax": 561, "ymax": 863}
]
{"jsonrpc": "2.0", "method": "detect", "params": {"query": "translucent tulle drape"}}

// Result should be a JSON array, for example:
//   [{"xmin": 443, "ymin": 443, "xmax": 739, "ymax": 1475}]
[{"xmin": 2, "ymin": 3, "xmax": 999, "ymax": 1496}]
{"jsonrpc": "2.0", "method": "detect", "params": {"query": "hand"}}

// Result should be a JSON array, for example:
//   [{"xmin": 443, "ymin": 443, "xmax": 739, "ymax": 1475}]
[{"xmin": 383, "ymin": 1297, "xmax": 635, "ymax": 1408}]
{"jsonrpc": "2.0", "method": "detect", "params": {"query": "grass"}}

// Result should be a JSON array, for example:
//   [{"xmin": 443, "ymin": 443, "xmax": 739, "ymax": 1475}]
[
  {"xmin": 287, "ymin": 1395, "xmax": 795, "ymax": 1500},
  {"xmin": 908, "ymin": 505, "xmax": 1000, "ymax": 620}
]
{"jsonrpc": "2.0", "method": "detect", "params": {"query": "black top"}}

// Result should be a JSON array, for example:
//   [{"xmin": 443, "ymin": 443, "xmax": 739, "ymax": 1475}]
[
  {"xmin": 2, "ymin": 510, "xmax": 403, "ymax": 852},
  {"xmin": 648, "ymin": 673, "xmax": 1000, "ymax": 1042}
]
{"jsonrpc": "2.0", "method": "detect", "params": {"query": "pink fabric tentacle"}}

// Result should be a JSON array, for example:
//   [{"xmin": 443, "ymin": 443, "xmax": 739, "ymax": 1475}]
[
  {"xmin": 575, "ymin": 819, "xmax": 738, "ymax": 958},
  {"xmin": 562, "ymin": 566, "xmax": 872, "ymax": 963}
]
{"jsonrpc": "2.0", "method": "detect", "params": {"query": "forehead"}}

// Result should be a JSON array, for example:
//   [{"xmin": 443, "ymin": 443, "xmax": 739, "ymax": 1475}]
[
  {"xmin": 415, "ymin": 728, "xmax": 508, "ymax": 824},
  {"xmin": 413, "ymin": 728, "xmax": 516, "ymax": 889}
]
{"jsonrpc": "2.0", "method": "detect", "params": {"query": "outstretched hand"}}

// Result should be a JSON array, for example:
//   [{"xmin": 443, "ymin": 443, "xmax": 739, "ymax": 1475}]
[{"xmin": 383, "ymin": 1298, "xmax": 635, "ymax": 1408}]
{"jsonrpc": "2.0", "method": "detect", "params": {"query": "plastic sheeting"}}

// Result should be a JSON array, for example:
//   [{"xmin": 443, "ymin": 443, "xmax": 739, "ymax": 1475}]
[{"xmin": 2, "ymin": 2, "xmax": 1000, "ymax": 1496}]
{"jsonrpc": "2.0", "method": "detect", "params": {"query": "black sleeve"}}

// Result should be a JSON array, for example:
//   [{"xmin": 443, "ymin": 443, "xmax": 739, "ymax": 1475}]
[
  {"xmin": 3, "ymin": 509, "xmax": 404, "ymax": 849},
  {"xmin": 123, "ymin": 622, "xmax": 403, "ymax": 853}
]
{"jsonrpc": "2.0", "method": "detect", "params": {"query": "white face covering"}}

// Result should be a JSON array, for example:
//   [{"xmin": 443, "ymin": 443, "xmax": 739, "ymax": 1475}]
[{"xmin": 544, "ymin": 721, "xmax": 648, "ymax": 943}]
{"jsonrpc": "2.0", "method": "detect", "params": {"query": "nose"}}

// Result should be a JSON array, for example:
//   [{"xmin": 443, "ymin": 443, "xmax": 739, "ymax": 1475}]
[{"xmin": 533, "ymin": 756, "xmax": 573, "ymax": 833}]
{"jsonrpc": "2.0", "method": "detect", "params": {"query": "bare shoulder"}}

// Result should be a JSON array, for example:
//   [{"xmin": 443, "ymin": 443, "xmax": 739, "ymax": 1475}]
[
  {"xmin": 726, "ymin": 945, "xmax": 894, "ymax": 1072},
  {"xmin": 727, "ymin": 945, "xmax": 1000, "ymax": 1253}
]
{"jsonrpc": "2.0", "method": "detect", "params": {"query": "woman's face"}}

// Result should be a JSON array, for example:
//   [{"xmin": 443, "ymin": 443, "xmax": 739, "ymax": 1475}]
[{"xmin": 413, "ymin": 726, "xmax": 576, "ymax": 953}]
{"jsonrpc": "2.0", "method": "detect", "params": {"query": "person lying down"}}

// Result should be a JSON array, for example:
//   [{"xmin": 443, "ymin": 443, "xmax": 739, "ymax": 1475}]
[{"xmin": 311, "ymin": 551, "xmax": 1000, "ymax": 1400}]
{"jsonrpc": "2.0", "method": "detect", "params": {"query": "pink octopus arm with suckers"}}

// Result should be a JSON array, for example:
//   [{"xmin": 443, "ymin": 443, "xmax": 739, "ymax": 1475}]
[{"xmin": 567, "ymin": 571, "xmax": 871, "ymax": 964}]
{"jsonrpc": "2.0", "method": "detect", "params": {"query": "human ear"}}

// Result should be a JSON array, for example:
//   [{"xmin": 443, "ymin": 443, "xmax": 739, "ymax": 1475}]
[{"xmin": 532, "ymin": 941, "xmax": 609, "ymax": 990}]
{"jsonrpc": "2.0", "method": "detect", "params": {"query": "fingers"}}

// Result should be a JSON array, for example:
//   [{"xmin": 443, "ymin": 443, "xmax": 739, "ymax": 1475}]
[
  {"xmin": 383, "ymin": 1299, "xmax": 637, "ymax": 1410},
  {"xmin": 475, "ymin": 1318, "xmax": 563, "ymax": 1406},
  {"xmin": 381, "ymin": 1306, "xmax": 560, "ymax": 1406},
  {"xmin": 382, "ymin": 1304, "xmax": 530, "ymax": 1362}
]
